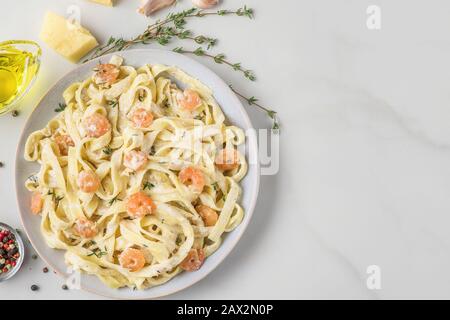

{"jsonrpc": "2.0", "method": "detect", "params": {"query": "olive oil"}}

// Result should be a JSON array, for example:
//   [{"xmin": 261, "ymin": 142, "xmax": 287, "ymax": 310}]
[{"xmin": 0, "ymin": 40, "xmax": 41, "ymax": 114}]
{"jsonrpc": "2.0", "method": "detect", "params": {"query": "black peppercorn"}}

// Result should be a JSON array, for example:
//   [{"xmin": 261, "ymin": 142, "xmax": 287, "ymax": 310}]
[
  {"xmin": 11, "ymin": 110, "xmax": 19, "ymax": 117},
  {"xmin": 62, "ymin": 284, "xmax": 68, "ymax": 290},
  {"xmin": 31, "ymin": 284, "xmax": 39, "ymax": 291},
  {"xmin": 43, "ymin": 267, "xmax": 48, "ymax": 273}
]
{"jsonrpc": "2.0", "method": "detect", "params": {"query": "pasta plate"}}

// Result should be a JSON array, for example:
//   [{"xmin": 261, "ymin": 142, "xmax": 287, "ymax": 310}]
[{"xmin": 15, "ymin": 49, "xmax": 259, "ymax": 299}]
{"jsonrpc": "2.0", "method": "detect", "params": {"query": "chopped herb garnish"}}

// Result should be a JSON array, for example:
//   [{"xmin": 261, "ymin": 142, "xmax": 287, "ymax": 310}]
[
  {"xmin": 54, "ymin": 103, "xmax": 67, "ymax": 113},
  {"xmin": 55, "ymin": 195, "xmax": 64, "ymax": 208},
  {"xmin": 149, "ymin": 146, "xmax": 156, "ymax": 156},
  {"xmin": 47, "ymin": 190, "xmax": 64, "ymax": 208},
  {"xmin": 103, "ymin": 146, "xmax": 113, "ymax": 155},
  {"xmin": 143, "ymin": 182, "xmax": 155, "ymax": 190},
  {"xmin": 107, "ymin": 99, "xmax": 119, "ymax": 108},
  {"xmin": 108, "ymin": 195, "xmax": 122, "ymax": 206},
  {"xmin": 87, "ymin": 248, "xmax": 107, "ymax": 258},
  {"xmin": 85, "ymin": 240, "xmax": 96, "ymax": 247}
]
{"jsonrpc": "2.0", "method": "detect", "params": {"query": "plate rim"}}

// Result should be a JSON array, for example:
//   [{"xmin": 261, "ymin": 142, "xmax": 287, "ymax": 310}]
[{"xmin": 14, "ymin": 48, "xmax": 260, "ymax": 299}]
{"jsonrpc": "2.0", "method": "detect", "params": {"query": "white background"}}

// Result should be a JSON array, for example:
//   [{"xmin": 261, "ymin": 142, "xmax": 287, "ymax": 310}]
[{"xmin": 2, "ymin": 0, "xmax": 450, "ymax": 299}]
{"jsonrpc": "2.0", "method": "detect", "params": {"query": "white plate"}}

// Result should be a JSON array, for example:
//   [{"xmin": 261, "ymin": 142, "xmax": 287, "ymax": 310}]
[{"xmin": 14, "ymin": 49, "xmax": 260, "ymax": 299}]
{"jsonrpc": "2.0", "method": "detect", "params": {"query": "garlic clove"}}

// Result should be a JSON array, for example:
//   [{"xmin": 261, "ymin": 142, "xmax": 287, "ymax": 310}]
[
  {"xmin": 191, "ymin": 0, "xmax": 219, "ymax": 9},
  {"xmin": 137, "ymin": 0, "xmax": 176, "ymax": 16}
]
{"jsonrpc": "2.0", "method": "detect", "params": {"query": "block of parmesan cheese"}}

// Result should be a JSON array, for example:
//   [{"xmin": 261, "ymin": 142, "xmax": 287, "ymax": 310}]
[
  {"xmin": 89, "ymin": 0, "xmax": 114, "ymax": 6},
  {"xmin": 39, "ymin": 12, "xmax": 98, "ymax": 63}
]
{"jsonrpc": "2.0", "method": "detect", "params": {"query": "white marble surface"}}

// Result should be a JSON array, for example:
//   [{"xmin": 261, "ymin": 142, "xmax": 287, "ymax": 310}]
[{"xmin": 1, "ymin": 0, "xmax": 450, "ymax": 299}]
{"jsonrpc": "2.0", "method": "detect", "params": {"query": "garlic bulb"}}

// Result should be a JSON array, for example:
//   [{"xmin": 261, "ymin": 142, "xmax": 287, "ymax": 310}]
[
  {"xmin": 137, "ymin": 0, "xmax": 176, "ymax": 16},
  {"xmin": 191, "ymin": 0, "xmax": 219, "ymax": 9}
]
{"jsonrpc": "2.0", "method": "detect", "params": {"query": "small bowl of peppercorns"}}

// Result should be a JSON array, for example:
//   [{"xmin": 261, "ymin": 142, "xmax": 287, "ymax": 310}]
[{"xmin": 0, "ymin": 223, "xmax": 25, "ymax": 282}]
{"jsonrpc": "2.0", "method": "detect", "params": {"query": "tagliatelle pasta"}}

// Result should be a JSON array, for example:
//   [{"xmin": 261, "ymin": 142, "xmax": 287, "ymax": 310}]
[{"xmin": 23, "ymin": 55, "xmax": 247, "ymax": 290}]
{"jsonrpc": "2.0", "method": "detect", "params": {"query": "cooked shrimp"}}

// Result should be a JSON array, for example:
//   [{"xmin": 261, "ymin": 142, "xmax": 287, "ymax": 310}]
[
  {"xmin": 131, "ymin": 108, "xmax": 154, "ymax": 128},
  {"xmin": 124, "ymin": 150, "xmax": 148, "ymax": 171},
  {"xmin": 83, "ymin": 113, "xmax": 111, "ymax": 138},
  {"xmin": 73, "ymin": 217, "xmax": 97, "ymax": 239},
  {"xmin": 177, "ymin": 89, "xmax": 202, "ymax": 111},
  {"xmin": 30, "ymin": 191, "xmax": 43, "ymax": 215},
  {"xmin": 179, "ymin": 167, "xmax": 205, "ymax": 193},
  {"xmin": 126, "ymin": 192, "xmax": 156, "ymax": 218},
  {"xmin": 54, "ymin": 134, "xmax": 74, "ymax": 156},
  {"xmin": 215, "ymin": 148, "xmax": 239, "ymax": 171},
  {"xmin": 93, "ymin": 63, "xmax": 120, "ymax": 87},
  {"xmin": 195, "ymin": 205, "xmax": 218, "ymax": 227},
  {"xmin": 77, "ymin": 170, "xmax": 100, "ymax": 193},
  {"xmin": 119, "ymin": 248, "xmax": 146, "ymax": 272},
  {"xmin": 180, "ymin": 248, "xmax": 205, "ymax": 271}
]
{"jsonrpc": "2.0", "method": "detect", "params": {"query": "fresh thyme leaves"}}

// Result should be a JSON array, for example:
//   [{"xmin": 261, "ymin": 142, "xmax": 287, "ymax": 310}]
[
  {"xmin": 173, "ymin": 47, "xmax": 255, "ymax": 81},
  {"xmin": 107, "ymin": 99, "xmax": 118, "ymax": 108},
  {"xmin": 103, "ymin": 146, "xmax": 113, "ymax": 155},
  {"xmin": 143, "ymin": 182, "xmax": 155, "ymax": 190},
  {"xmin": 87, "ymin": 247, "xmax": 107, "ymax": 258},
  {"xmin": 229, "ymin": 85, "xmax": 280, "ymax": 131},
  {"xmin": 212, "ymin": 182, "xmax": 219, "ymax": 191},
  {"xmin": 84, "ymin": 6, "xmax": 253, "ymax": 61},
  {"xmin": 55, "ymin": 195, "xmax": 64, "ymax": 207},
  {"xmin": 27, "ymin": 174, "xmax": 39, "ymax": 187},
  {"xmin": 108, "ymin": 195, "xmax": 122, "ymax": 206},
  {"xmin": 47, "ymin": 190, "xmax": 64, "ymax": 208},
  {"xmin": 54, "ymin": 103, "xmax": 67, "ymax": 113},
  {"xmin": 85, "ymin": 240, "xmax": 96, "ymax": 247}
]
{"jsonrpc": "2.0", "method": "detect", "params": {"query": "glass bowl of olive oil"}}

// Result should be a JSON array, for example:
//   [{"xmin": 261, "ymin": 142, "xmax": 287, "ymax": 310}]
[{"xmin": 0, "ymin": 40, "xmax": 41, "ymax": 116}]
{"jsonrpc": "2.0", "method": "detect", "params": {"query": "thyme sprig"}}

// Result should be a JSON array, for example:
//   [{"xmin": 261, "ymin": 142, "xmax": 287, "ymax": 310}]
[
  {"xmin": 47, "ymin": 190, "xmax": 64, "ymax": 208},
  {"xmin": 107, "ymin": 99, "xmax": 118, "ymax": 108},
  {"xmin": 27, "ymin": 174, "xmax": 39, "ymax": 188},
  {"xmin": 103, "ymin": 146, "xmax": 113, "ymax": 155},
  {"xmin": 54, "ymin": 103, "xmax": 67, "ymax": 113},
  {"xmin": 87, "ymin": 247, "xmax": 107, "ymax": 258},
  {"xmin": 85, "ymin": 6, "xmax": 252, "ymax": 61},
  {"xmin": 173, "ymin": 47, "xmax": 255, "ymax": 81},
  {"xmin": 229, "ymin": 85, "xmax": 280, "ymax": 131},
  {"xmin": 108, "ymin": 195, "xmax": 122, "ymax": 206},
  {"xmin": 143, "ymin": 182, "xmax": 155, "ymax": 190},
  {"xmin": 82, "ymin": 5, "xmax": 279, "ymax": 131}
]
